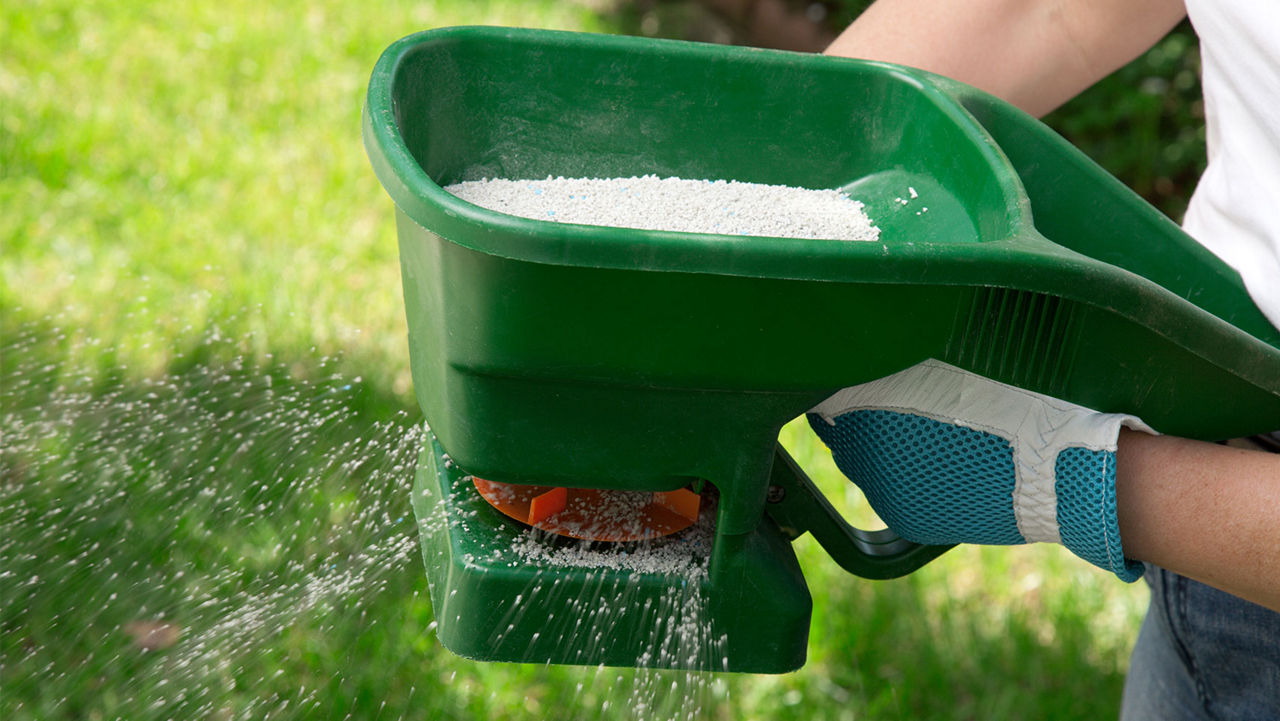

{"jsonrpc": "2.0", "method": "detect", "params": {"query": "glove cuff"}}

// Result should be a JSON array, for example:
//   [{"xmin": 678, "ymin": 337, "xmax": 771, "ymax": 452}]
[{"xmin": 1055, "ymin": 446, "xmax": 1146, "ymax": 582}]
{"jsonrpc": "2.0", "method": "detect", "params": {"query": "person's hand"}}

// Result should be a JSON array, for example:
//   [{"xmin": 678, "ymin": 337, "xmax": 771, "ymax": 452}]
[{"xmin": 807, "ymin": 359, "xmax": 1156, "ymax": 581}]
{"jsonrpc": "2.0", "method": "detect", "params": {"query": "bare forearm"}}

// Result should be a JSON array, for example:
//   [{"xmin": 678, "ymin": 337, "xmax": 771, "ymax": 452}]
[
  {"xmin": 824, "ymin": 0, "xmax": 1187, "ymax": 116},
  {"xmin": 1117, "ymin": 430, "xmax": 1280, "ymax": 612}
]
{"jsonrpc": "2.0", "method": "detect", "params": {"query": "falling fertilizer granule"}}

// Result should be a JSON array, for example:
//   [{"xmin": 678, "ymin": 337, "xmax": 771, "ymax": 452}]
[{"xmin": 445, "ymin": 175, "xmax": 881, "ymax": 242}]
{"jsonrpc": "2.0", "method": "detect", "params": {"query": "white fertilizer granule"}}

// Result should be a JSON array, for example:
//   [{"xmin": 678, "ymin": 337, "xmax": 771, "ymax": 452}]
[
  {"xmin": 444, "ymin": 174, "xmax": 881, "ymax": 242},
  {"xmin": 499, "ymin": 490, "xmax": 719, "ymax": 580},
  {"xmin": 507, "ymin": 508, "xmax": 715, "ymax": 581}
]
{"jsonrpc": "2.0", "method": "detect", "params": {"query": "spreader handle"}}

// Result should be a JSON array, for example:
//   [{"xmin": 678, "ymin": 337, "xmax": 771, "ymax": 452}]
[{"xmin": 764, "ymin": 445, "xmax": 952, "ymax": 579}]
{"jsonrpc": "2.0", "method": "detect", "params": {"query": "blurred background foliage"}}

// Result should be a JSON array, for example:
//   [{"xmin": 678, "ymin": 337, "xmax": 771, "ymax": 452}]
[{"xmin": 610, "ymin": 0, "xmax": 1206, "ymax": 220}]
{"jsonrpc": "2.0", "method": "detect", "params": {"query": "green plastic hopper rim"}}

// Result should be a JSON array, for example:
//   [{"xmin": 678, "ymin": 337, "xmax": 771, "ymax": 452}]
[{"xmin": 361, "ymin": 26, "xmax": 1044, "ymax": 281}]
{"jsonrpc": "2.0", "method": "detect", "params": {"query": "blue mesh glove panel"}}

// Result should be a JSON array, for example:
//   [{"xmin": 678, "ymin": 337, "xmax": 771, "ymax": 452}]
[
  {"xmin": 1055, "ymin": 448, "xmax": 1144, "ymax": 582},
  {"xmin": 807, "ymin": 409, "xmax": 1024, "ymax": 546}
]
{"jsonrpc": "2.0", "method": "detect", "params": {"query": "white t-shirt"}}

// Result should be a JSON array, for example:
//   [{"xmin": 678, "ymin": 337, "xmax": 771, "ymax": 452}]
[{"xmin": 1183, "ymin": 0, "xmax": 1280, "ymax": 331}]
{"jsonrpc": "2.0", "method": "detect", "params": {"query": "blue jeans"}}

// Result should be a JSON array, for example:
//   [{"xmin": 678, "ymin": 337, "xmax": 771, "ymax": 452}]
[{"xmin": 1120, "ymin": 566, "xmax": 1280, "ymax": 720}]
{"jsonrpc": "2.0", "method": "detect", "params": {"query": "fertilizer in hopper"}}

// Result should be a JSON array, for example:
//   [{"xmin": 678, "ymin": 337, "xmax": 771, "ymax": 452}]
[{"xmin": 445, "ymin": 175, "xmax": 881, "ymax": 241}]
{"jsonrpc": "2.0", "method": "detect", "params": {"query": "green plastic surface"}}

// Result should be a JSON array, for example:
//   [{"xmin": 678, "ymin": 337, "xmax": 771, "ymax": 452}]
[
  {"xmin": 414, "ymin": 431, "xmax": 810, "ymax": 673},
  {"xmin": 365, "ymin": 26, "xmax": 1280, "ymax": 672}
]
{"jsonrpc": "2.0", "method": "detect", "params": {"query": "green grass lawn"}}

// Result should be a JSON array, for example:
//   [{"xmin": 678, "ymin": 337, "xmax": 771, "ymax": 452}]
[{"xmin": 1, "ymin": 1, "xmax": 1148, "ymax": 719}]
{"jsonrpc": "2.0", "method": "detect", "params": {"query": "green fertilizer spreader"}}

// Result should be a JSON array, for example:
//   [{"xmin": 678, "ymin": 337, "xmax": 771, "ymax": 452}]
[{"xmin": 363, "ymin": 26, "xmax": 1280, "ymax": 674}]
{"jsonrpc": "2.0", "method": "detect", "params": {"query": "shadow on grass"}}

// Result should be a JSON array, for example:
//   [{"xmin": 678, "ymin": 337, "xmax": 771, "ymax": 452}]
[
  {"xmin": 1, "ymin": 310, "xmax": 439, "ymax": 720},
  {"xmin": 765, "ymin": 555, "xmax": 1138, "ymax": 721}
]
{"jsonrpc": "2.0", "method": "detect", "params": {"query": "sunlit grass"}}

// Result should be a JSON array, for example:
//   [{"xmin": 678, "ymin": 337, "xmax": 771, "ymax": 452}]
[
  {"xmin": 3, "ymin": 1, "xmax": 1148, "ymax": 718},
  {"xmin": 2, "ymin": 0, "xmax": 606, "ymax": 387}
]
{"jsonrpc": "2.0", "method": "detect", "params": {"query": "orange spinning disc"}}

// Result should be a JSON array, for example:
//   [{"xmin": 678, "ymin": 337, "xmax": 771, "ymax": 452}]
[{"xmin": 472, "ymin": 478, "xmax": 701, "ymax": 542}]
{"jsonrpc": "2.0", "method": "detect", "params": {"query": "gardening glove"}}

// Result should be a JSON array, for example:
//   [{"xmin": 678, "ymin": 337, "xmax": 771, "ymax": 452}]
[{"xmin": 806, "ymin": 359, "xmax": 1156, "ymax": 582}]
